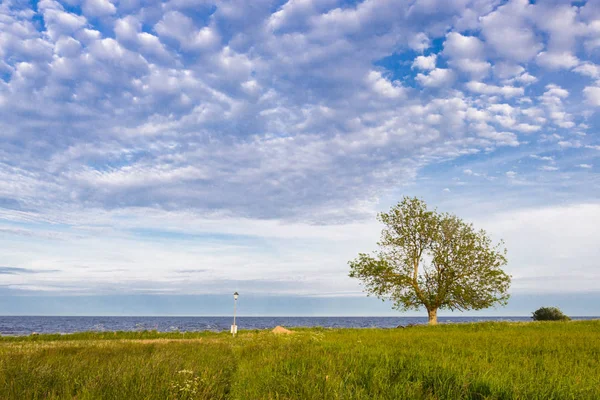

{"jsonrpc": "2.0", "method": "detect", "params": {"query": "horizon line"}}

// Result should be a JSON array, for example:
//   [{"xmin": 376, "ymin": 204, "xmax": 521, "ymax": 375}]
[{"xmin": 2, "ymin": 315, "xmax": 599, "ymax": 318}]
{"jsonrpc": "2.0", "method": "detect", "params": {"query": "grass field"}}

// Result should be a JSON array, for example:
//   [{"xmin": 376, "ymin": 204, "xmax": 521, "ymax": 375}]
[{"xmin": 0, "ymin": 321, "xmax": 598, "ymax": 399}]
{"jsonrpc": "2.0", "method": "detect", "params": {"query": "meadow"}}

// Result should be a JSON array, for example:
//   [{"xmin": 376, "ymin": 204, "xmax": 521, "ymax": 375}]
[{"xmin": 0, "ymin": 321, "xmax": 598, "ymax": 399}]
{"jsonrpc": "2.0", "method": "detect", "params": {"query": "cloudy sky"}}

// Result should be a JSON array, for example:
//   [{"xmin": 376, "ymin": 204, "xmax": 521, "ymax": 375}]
[{"xmin": 1, "ymin": 0, "xmax": 599, "ymax": 316}]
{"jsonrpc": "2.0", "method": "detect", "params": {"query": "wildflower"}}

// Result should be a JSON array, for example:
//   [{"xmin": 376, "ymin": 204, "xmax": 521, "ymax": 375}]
[{"xmin": 177, "ymin": 369, "xmax": 194, "ymax": 374}]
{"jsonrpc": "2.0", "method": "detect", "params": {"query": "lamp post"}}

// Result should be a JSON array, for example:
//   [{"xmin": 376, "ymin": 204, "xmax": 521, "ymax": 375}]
[{"xmin": 231, "ymin": 292, "xmax": 239, "ymax": 336}]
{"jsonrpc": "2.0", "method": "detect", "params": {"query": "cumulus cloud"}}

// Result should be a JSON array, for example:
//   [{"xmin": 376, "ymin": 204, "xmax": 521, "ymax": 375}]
[
  {"xmin": 530, "ymin": 154, "xmax": 554, "ymax": 162},
  {"xmin": 480, "ymin": 0, "xmax": 541, "ymax": 62},
  {"xmin": 558, "ymin": 140, "xmax": 582, "ymax": 149},
  {"xmin": 154, "ymin": 11, "xmax": 220, "ymax": 51},
  {"xmin": 81, "ymin": 0, "xmax": 116, "ymax": 17},
  {"xmin": 583, "ymin": 86, "xmax": 600, "ymax": 106},
  {"xmin": 536, "ymin": 51, "xmax": 580, "ymax": 70},
  {"xmin": 493, "ymin": 63, "xmax": 524, "ymax": 79},
  {"xmin": 574, "ymin": 62, "xmax": 600, "ymax": 78},
  {"xmin": 444, "ymin": 32, "xmax": 485, "ymax": 60},
  {"xmin": 443, "ymin": 32, "xmax": 490, "ymax": 78},
  {"xmin": 39, "ymin": 4, "xmax": 88, "ymax": 40},
  {"xmin": 412, "ymin": 54, "xmax": 436, "ymax": 70},
  {"xmin": 465, "ymin": 81, "xmax": 524, "ymax": 98},
  {"xmin": 538, "ymin": 84, "xmax": 575, "ymax": 128},
  {"xmin": 416, "ymin": 68, "xmax": 455, "ymax": 87},
  {"xmin": 512, "ymin": 72, "xmax": 537, "ymax": 85},
  {"xmin": 366, "ymin": 70, "xmax": 404, "ymax": 98},
  {"xmin": 408, "ymin": 32, "xmax": 430, "ymax": 52},
  {"xmin": 477, "ymin": 130, "xmax": 519, "ymax": 147}
]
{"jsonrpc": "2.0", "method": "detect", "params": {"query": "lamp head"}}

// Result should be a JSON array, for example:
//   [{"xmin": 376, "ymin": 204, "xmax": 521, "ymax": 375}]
[{"xmin": 233, "ymin": 292, "xmax": 239, "ymax": 300}]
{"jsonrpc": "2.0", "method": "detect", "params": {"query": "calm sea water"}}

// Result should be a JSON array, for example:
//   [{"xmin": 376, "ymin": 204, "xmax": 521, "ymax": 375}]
[{"xmin": 0, "ymin": 316, "xmax": 597, "ymax": 335}]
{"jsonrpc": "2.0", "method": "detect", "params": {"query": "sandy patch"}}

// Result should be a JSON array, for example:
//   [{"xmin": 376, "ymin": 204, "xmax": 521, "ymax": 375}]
[{"xmin": 271, "ymin": 326, "xmax": 294, "ymax": 334}]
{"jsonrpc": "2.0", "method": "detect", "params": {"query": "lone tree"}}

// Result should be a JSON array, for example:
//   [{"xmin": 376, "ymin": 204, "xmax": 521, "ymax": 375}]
[{"xmin": 349, "ymin": 197, "xmax": 511, "ymax": 325}]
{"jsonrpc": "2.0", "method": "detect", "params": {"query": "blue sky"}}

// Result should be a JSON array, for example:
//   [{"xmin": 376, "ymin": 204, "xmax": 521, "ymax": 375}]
[{"xmin": 1, "ymin": 0, "xmax": 599, "ymax": 316}]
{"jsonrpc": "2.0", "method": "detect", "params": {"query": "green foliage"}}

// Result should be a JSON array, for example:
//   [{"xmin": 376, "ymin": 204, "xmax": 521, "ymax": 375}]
[
  {"xmin": 0, "ymin": 321, "xmax": 599, "ymax": 399},
  {"xmin": 532, "ymin": 306, "xmax": 571, "ymax": 321},
  {"xmin": 349, "ymin": 197, "xmax": 511, "ymax": 322}
]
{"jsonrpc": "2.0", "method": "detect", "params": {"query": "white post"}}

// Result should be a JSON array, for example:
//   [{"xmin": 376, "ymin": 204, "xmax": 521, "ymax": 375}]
[{"xmin": 231, "ymin": 292, "xmax": 239, "ymax": 336}]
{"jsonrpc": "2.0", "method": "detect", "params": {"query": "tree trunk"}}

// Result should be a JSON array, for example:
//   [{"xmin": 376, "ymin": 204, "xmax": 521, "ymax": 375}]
[{"xmin": 427, "ymin": 308, "xmax": 438, "ymax": 325}]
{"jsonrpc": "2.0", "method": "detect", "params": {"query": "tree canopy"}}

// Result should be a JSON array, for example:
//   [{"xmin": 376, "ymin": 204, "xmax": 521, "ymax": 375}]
[
  {"xmin": 349, "ymin": 197, "xmax": 511, "ymax": 324},
  {"xmin": 532, "ymin": 307, "xmax": 570, "ymax": 321}
]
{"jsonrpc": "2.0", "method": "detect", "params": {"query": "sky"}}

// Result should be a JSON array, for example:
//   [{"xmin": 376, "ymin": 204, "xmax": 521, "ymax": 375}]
[{"xmin": 1, "ymin": 0, "xmax": 599, "ymax": 316}]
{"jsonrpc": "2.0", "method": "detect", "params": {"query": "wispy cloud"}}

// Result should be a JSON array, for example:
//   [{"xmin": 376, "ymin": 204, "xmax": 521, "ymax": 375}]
[{"xmin": 0, "ymin": 267, "xmax": 60, "ymax": 275}]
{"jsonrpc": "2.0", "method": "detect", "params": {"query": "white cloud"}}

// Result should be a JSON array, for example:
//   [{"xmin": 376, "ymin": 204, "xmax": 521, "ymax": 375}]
[
  {"xmin": 480, "ymin": 0, "xmax": 541, "ymax": 62},
  {"xmin": 573, "ymin": 62, "xmax": 600, "ymax": 79},
  {"xmin": 482, "ymin": 204, "xmax": 600, "ymax": 293},
  {"xmin": 454, "ymin": 59, "xmax": 492, "ymax": 78},
  {"xmin": 514, "ymin": 123, "xmax": 540, "ymax": 133},
  {"xmin": 558, "ymin": 140, "xmax": 582, "ymax": 149},
  {"xmin": 539, "ymin": 84, "xmax": 575, "ymax": 128},
  {"xmin": 465, "ymin": 107, "xmax": 488, "ymax": 122},
  {"xmin": 193, "ymin": 27, "xmax": 220, "ymax": 49},
  {"xmin": 412, "ymin": 54, "xmax": 436, "ymax": 70},
  {"xmin": 463, "ymin": 168, "xmax": 485, "ymax": 177},
  {"xmin": 415, "ymin": 68, "xmax": 455, "ymax": 87},
  {"xmin": 444, "ymin": 32, "xmax": 485, "ymax": 59},
  {"xmin": 77, "ymin": 28, "xmax": 101, "ymax": 43},
  {"xmin": 366, "ymin": 70, "xmax": 404, "ymax": 98},
  {"xmin": 521, "ymin": 107, "xmax": 545, "ymax": 124},
  {"xmin": 54, "ymin": 37, "xmax": 82, "ymax": 57},
  {"xmin": 408, "ymin": 32, "xmax": 430, "ymax": 52},
  {"xmin": 513, "ymin": 72, "xmax": 537, "ymax": 85},
  {"xmin": 114, "ymin": 16, "xmax": 170, "ymax": 60},
  {"xmin": 465, "ymin": 81, "xmax": 524, "ymax": 98},
  {"xmin": 577, "ymin": 164, "xmax": 592, "ymax": 169},
  {"xmin": 544, "ymin": 84, "xmax": 569, "ymax": 99},
  {"xmin": 530, "ymin": 155, "xmax": 554, "ymax": 162},
  {"xmin": 266, "ymin": 0, "xmax": 334, "ymax": 32},
  {"xmin": 443, "ymin": 32, "xmax": 490, "ymax": 78},
  {"xmin": 477, "ymin": 130, "xmax": 519, "ymax": 147},
  {"xmin": 539, "ymin": 165, "xmax": 558, "ymax": 171},
  {"xmin": 536, "ymin": 51, "xmax": 579, "ymax": 70},
  {"xmin": 82, "ymin": 0, "xmax": 116, "ymax": 17},
  {"xmin": 533, "ymin": 2, "xmax": 584, "ymax": 55},
  {"xmin": 493, "ymin": 63, "xmax": 524, "ymax": 79},
  {"xmin": 114, "ymin": 16, "xmax": 139, "ymax": 41},
  {"xmin": 583, "ymin": 86, "xmax": 600, "ymax": 106},
  {"xmin": 155, "ymin": 11, "xmax": 219, "ymax": 51},
  {"xmin": 137, "ymin": 33, "xmax": 170, "ymax": 59},
  {"xmin": 40, "ymin": 7, "xmax": 87, "ymax": 40}
]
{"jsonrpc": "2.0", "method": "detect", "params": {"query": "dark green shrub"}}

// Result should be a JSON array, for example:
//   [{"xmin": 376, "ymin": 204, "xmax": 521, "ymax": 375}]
[{"xmin": 532, "ymin": 307, "xmax": 571, "ymax": 321}]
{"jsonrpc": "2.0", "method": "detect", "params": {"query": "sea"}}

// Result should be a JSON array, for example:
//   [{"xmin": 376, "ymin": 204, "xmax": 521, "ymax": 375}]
[{"xmin": 0, "ymin": 316, "xmax": 597, "ymax": 336}]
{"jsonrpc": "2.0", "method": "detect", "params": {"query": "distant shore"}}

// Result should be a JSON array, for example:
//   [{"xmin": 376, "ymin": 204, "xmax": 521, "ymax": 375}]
[{"xmin": 2, "ymin": 315, "xmax": 599, "ymax": 336}]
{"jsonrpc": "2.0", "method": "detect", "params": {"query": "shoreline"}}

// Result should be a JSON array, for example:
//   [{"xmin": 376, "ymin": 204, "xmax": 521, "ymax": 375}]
[{"xmin": 1, "ymin": 319, "xmax": 597, "ymax": 339}]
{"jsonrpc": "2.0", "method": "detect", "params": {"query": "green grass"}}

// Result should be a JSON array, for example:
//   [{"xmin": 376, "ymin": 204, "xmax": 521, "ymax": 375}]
[{"xmin": 0, "ymin": 321, "xmax": 598, "ymax": 399}]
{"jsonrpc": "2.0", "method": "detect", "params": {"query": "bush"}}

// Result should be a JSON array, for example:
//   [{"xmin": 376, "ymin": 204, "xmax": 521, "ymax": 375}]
[{"xmin": 532, "ymin": 307, "xmax": 571, "ymax": 321}]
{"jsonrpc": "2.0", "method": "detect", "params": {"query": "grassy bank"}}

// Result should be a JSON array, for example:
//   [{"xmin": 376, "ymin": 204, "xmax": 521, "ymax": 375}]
[{"xmin": 0, "ymin": 321, "xmax": 598, "ymax": 399}]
